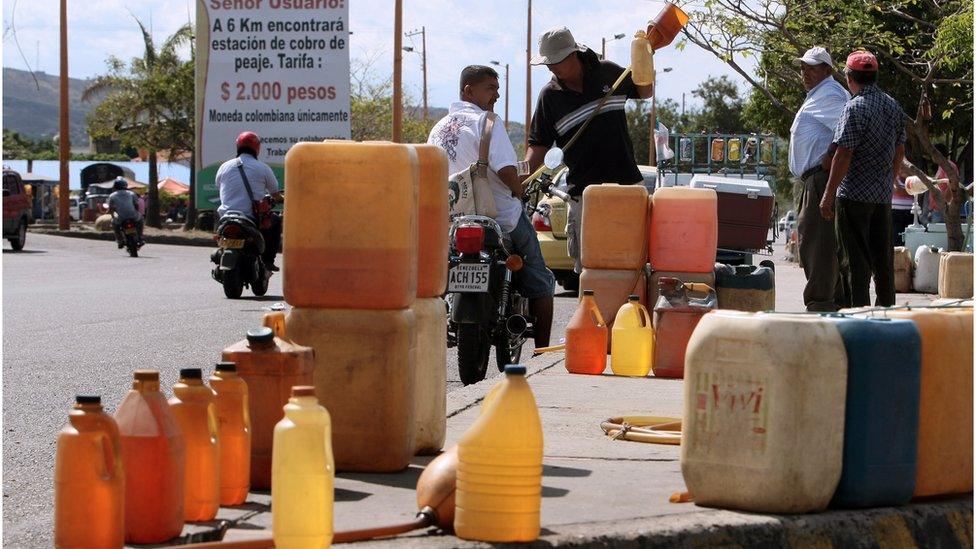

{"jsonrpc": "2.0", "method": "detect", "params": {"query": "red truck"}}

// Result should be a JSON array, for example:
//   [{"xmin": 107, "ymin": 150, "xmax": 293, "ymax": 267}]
[{"xmin": 3, "ymin": 169, "xmax": 32, "ymax": 250}]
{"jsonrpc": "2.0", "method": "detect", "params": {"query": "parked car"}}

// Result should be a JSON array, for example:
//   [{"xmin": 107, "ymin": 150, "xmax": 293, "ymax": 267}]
[
  {"xmin": 3, "ymin": 169, "xmax": 32, "ymax": 250},
  {"xmin": 529, "ymin": 166, "xmax": 657, "ymax": 292},
  {"xmin": 778, "ymin": 209, "xmax": 795, "ymax": 233}
]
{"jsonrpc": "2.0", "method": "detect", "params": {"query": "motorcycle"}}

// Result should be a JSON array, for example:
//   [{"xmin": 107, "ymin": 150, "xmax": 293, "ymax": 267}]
[
  {"xmin": 113, "ymin": 215, "xmax": 143, "ymax": 258},
  {"xmin": 210, "ymin": 195, "xmax": 281, "ymax": 299}
]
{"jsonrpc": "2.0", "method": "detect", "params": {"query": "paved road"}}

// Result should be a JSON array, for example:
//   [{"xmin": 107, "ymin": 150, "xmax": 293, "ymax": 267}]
[{"xmin": 1, "ymin": 233, "xmax": 577, "ymax": 546}]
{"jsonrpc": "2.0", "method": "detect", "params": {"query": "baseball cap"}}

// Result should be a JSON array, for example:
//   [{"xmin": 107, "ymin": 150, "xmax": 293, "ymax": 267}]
[
  {"xmin": 845, "ymin": 50, "xmax": 878, "ymax": 72},
  {"xmin": 792, "ymin": 46, "xmax": 834, "ymax": 67},
  {"xmin": 531, "ymin": 27, "xmax": 587, "ymax": 65}
]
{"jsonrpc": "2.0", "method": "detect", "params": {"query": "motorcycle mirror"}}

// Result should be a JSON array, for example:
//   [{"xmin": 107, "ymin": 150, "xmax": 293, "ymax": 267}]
[{"xmin": 543, "ymin": 148, "xmax": 564, "ymax": 170}]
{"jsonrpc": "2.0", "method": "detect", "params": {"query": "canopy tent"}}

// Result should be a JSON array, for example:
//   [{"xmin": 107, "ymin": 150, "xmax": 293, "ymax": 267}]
[
  {"xmin": 89, "ymin": 176, "xmax": 146, "ymax": 192},
  {"xmin": 157, "ymin": 177, "xmax": 190, "ymax": 195}
]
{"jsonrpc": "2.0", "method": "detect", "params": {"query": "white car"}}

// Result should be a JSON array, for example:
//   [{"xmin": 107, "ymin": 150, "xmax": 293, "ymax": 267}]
[{"xmin": 778, "ymin": 209, "xmax": 796, "ymax": 233}]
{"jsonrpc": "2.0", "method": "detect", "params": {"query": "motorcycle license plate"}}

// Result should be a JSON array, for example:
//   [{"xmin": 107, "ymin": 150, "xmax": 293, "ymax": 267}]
[
  {"xmin": 219, "ymin": 238, "xmax": 245, "ymax": 249},
  {"xmin": 448, "ymin": 263, "xmax": 490, "ymax": 292},
  {"xmin": 123, "ymin": 227, "xmax": 137, "ymax": 235}
]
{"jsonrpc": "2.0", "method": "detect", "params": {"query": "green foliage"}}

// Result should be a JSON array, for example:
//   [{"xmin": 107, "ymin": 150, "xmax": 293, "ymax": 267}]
[
  {"xmin": 350, "ymin": 79, "xmax": 435, "ymax": 143},
  {"xmin": 2, "ymin": 129, "xmax": 56, "ymax": 159},
  {"xmin": 931, "ymin": 2, "xmax": 973, "ymax": 72},
  {"xmin": 687, "ymin": 76, "xmax": 747, "ymax": 133}
]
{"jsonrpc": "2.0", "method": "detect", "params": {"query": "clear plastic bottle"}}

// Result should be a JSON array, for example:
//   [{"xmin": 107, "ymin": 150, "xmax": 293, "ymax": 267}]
[
  {"xmin": 54, "ymin": 395, "xmax": 124, "ymax": 549},
  {"xmin": 114, "ymin": 370, "xmax": 185, "ymax": 544},
  {"xmin": 455, "ymin": 365, "xmax": 543, "ymax": 542},
  {"xmin": 610, "ymin": 295, "xmax": 654, "ymax": 377},
  {"xmin": 169, "ymin": 368, "xmax": 220, "ymax": 522},
  {"xmin": 565, "ymin": 290, "xmax": 608, "ymax": 375},
  {"xmin": 630, "ymin": 30, "xmax": 655, "ymax": 86},
  {"xmin": 272, "ymin": 386, "xmax": 334, "ymax": 549},
  {"xmin": 209, "ymin": 362, "xmax": 251, "ymax": 505}
]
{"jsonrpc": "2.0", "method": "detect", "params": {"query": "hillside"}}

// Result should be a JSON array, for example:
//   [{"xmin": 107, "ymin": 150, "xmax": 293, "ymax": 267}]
[{"xmin": 2, "ymin": 67, "xmax": 94, "ymax": 145}]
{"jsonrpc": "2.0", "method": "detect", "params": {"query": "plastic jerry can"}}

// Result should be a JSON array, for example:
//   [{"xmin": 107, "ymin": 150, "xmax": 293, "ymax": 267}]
[
  {"xmin": 54, "ymin": 395, "xmax": 124, "ymax": 549},
  {"xmin": 409, "ymin": 144, "xmax": 449, "ymax": 298},
  {"xmin": 893, "ymin": 246, "xmax": 913, "ymax": 293},
  {"xmin": 286, "ymin": 307, "xmax": 416, "ymax": 472},
  {"xmin": 913, "ymin": 246, "xmax": 942, "ymax": 294},
  {"xmin": 610, "ymin": 296, "xmax": 654, "ymax": 377},
  {"xmin": 412, "ymin": 297, "xmax": 447, "ymax": 455},
  {"xmin": 760, "ymin": 138, "xmax": 774, "ymax": 164},
  {"xmin": 938, "ymin": 251, "xmax": 973, "ymax": 298},
  {"xmin": 646, "ymin": 2, "xmax": 689, "ymax": 50},
  {"xmin": 580, "ymin": 267, "xmax": 647, "ymax": 352},
  {"xmin": 682, "ymin": 312, "xmax": 847, "ymax": 513},
  {"xmin": 209, "ymin": 362, "xmax": 251, "ymax": 506},
  {"xmin": 114, "ymin": 370, "xmax": 185, "ymax": 544},
  {"xmin": 856, "ymin": 308, "xmax": 973, "ymax": 496},
  {"xmin": 455, "ymin": 365, "xmax": 543, "ymax": 542},
  {"xmin": 565, "ymin": 290, "xmax": 609, "ymax": 375},
  {"xmin": 272, "ymin": 386, "xmax": 334, "ymax": 549},
  {"xmin": 630, "ymin": 30, "xmax": 654, "ymax": 86},
  {"xmin": 727, "ymin": 138, "xmax": 741, "ymax": 162},
  {"xmin": 827, "ymin": 316, "xmax": 921, "ymax": 508},
  {"xmin": 168, "ymin": 368, "xmax": 220, "ymax": 522},
  {"xmin": 710, "ymin": 138, "xmax": 725, "ymax": 162},
  {"xmin": 647, "ymin": 270, "xmax": 715, "ymax": 310},
  {"xmin": 648, "ymin": 187, "xmax": 718, "ymax": 273},
  {"xmin": 653, "ymin": 278, "xmax": 717, "ymax": 379},
  {"xmin": 283, "ymin": 141, "xmax": 418, "ymax": 309},
  {"xmin": 581, "ymin": 184, "xmax": 649, "ymax": 270},
  {"xmin": 714, "ymin": 261, "xmax": 775, "ymax": 312},
  {"xmin": 221, "ymin": 313, "xmax": 314, "ymax": 489}
]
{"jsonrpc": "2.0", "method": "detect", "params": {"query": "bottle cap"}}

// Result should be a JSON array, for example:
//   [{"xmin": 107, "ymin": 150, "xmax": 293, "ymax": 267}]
[
  {"xmin": 133, "ymin": 369, "xmax": 159, "ymax": 382},
  {"xmin": 628, "ymin": 294, "xmax": 640, "ymax": 301},
  {"xmin": 75, "ymin": 395, "xmax": 101, "ymax": 405},
  {"xmin": 291, "ymin": 386, "xmax": 316, "ymax": 397},
  {"xmin": 215, "ymin": 361, "xmax": 237, "ymax": 372},
  {"xmin": 180, "ymin": 368, "xmax": 203, "ymax": 380},
  {"xmin": 246, "ymin": 327, "xmax": 275, "ymax": 344},
  {"xmin": 582, "ymin": 290, "xmax": 594, "ymax": 296},
  {"xmin": 504, "ymin": 365, "xmax": 527, "ymax": 376}
]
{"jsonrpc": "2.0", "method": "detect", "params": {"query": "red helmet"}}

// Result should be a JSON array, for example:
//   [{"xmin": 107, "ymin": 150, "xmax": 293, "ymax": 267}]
[{"xmin": 235, "ymin": 131, "xmax": 261, "ymax": 151}]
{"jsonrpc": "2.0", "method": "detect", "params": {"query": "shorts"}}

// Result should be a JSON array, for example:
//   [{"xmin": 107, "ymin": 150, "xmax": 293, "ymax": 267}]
[{"xmin": 506, "ymin": 212, "xmax": 556, "ymax": 299}]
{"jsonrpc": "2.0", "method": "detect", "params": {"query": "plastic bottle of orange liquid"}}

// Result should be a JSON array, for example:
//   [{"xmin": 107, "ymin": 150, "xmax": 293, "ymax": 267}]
[
  {"xmin": 169, "ymin": 368, "xmax": 220, "ymax": 522},
  {"xmin": 610, "ymin": 295, "xmax": 654, "ymax": 377},
  {"xmin": 272, "ymin": 386, "xmax": 334, "ymax": 549},
  {"xmin": 54, "ymin": 395, "xmax": 124, "ymax": 549},
  {"xmin": 209, "ymin": 362, "xmax": 250, "ymax": 506},
  {"xmin": 565, "ymin": 290, "xmax": 608, "ymax": 375},
  {"xmin": 114, "ymin": 370, "xmax": 185, "ymax": 544},
  {"xmin": 455, "ymin": 365, "xmax": 543, "ymax": 542}
]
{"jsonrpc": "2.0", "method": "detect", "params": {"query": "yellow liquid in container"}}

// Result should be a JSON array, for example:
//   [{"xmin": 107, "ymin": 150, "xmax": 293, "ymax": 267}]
[
  {"xmin": 580, "ymin": 268, "xmax": 647, "ymax": 352},
  {"xmin": 455, "ymin": 365, "xmax": 543, "ymax": 542},
  {"xmin": 581, "ymin": 184, "xmax": 649, "ymax": 270},
  {"xmin": 283, "ymin": 141, "xmax": 418, "ymax": 309},
  {"xmin": 412, "ymin": 297, "xmax": 447, "ymax": 455},
  {"xmin": 168, "ymin": 370, "xmax": 220, "ymax": 522},
  {"xmin": 272, "ymin": 387, "xmax": 334, "ymax": 549},
  {"xmin": 610, "ymin": 297, "xmax": 654, "ymax": 377}
]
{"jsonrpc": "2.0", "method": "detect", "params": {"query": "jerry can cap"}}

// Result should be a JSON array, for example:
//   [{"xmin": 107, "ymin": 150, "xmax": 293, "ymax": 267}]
[
  {"xmin": 291, "ymin": 385, "xmax": 316, "ymax": 397},
  {"xmin": 180, "ymin": 368, "xmax": 203, "ymax": 379},
  {"xmin": 246, "ymin": 327, "xmax": 275, "ymax": 344},
  {"xmin": 215, "ymin": 361, "xmax": 237, "ymax": 372},
  {"xmin": 628, "ymin": 294, "xmax": 640, "ymax": 301},
  {"xmin": 504, "ymin": 365, "xmax": 527, "ymax": 376},
  {"xmin": 582, "ymin": 289, "xmax": 595, "ymax": 296},
  {"xmin": 75, "ymin": 395, "xmax": 101, "ymax": 405},
  {"xmin": 133, "ymin": 369, "xmax": 159, "ymax": 381}
]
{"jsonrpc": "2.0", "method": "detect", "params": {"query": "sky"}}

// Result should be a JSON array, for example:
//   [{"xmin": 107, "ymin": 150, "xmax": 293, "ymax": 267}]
[{"xmin": 2, "ymin": 0, "xmax": 757, "ymax": 126}]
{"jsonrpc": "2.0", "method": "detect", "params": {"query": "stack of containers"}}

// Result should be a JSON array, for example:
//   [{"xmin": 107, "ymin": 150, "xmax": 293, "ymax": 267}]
[
  {"xmin": 578, "ymin": 184, "xmax": 649, "ymax": 352},
  {"xmin": 647, "ymin": 187, "xmax": 718, "ymax": 309},
  {"xmin": 282, "ymin": 141, "xmax": 420, "ymax": 473}
]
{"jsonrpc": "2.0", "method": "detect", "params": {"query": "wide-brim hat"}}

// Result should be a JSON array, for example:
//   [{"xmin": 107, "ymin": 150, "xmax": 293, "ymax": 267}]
[{"xmin": 531, "ymin": 26, "xmax": 587, "ymax": 65}]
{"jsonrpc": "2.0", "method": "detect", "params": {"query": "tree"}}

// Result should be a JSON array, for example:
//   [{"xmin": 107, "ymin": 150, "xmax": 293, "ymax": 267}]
[
  {"xmin": 83, "ymin": 18, "xmax": 193, "ymax": 228},
  {"xmin": 350, "ymin": 56, "xmax": 435, "ymax": 143},
  {"xmin": 687, "ymin": 76, "xmax": 747, "ymax": 133},
  {"xmin": 626, "ymin": 98, "xmax": 684, "ymax": 165},
  {"xmin": 680, "ymin": 0, "xmax": 973, "ymax": 250}
]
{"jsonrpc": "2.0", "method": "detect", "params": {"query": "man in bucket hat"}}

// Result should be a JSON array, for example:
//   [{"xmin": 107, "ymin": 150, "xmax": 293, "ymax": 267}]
[
  {"xmin": 524, "ymin": 27, "xmax": 654, "ymax": 275},
  {"xmin": 820, "ymin": 50, "xmax": 907, "ymax": 307}
]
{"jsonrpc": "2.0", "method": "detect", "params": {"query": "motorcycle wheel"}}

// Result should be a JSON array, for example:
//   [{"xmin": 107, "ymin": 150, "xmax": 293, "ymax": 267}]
[
  {"xmin": 126, "ymin": 236, "xmax": 138, "ymax": 258},
  {"xmin": 222, "ymin": 269, "xmax": 245, "ymax": 299},
  {"xmin": 457, "ymin": 324, "xmax": 490, "ymax": 386},
  {"xmin": 495, "ymin": 332, "xmax": 524, "ymax": 372},
  {"xmin": 252, "ymin": 264, "xmax": 269, "ymax": 296}
]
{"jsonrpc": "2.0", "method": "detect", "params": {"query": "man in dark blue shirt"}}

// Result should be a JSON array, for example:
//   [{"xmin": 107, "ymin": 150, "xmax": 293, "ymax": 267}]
[{"xmin": 820, "ymin": 50, "xmax": 907, "ymax": 307}]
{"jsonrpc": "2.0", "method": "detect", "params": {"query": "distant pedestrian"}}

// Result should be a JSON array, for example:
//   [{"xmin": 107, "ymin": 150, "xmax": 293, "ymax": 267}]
[
  {"xmin": 820, "ymin": 50, "xmax": 907, "ymax": 307},
  {"xmin": 788, "ymin": 46, "xmax": 850, "ymax": 311}
]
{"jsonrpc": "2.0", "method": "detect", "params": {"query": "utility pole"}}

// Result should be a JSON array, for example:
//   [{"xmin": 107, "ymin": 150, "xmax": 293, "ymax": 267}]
[
  {"xmin": 525, "ymin": 0, "xmax": 532, "ymax": 151},
  {"xmin": 404, "ymin": 27, "xmax": 428, "ymax": 121},
  {"xmin": 392, "ymin": 0, "xmax": 403, "ymax": 142},
  {"xmin": 58, "ymin": 0, "xmax": 69, "ymax": 230},
  {"xmin": 490, "ymin": 61, "xmax": 509, "ymax": 129}
]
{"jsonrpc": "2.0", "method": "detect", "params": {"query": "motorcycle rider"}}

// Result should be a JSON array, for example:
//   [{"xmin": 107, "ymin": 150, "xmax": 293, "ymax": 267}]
[
  {"xmin": 107, "ymin": 177, "xmax": 144, "ymax": 248},
  {"xmin": 428, "ymin": 65, "xmax": 555, "ymax": 347},
  {"xmin": 215, "ymin": 131, "xmax": 283, "ymax": 271}
]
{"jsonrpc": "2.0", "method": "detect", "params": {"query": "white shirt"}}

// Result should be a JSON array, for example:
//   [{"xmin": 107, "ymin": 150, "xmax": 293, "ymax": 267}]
[
  {"xmin": 789, "ymin": 77, "xmax": 851, "ymax": 178},
  {"xmin": 427, "ymin": 101, "xmax": 521, "ymax": 233},
  {"xmin": 215, "ymin": 153, "xmax": 279, "ymax": 218}
]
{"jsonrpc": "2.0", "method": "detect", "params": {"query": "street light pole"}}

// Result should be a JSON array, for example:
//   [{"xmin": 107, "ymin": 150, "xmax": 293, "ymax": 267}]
[
  {"xmin": 405, "ymin": 27, "xmax": 428, "ymax": 121},
  {"xmin": 525, "ymin": 0, "xmax": 531, "ymax": 151},
  {"xmin": 58, "ymin": 0, "xmax": 69, "ymax": 230},
  {"xmin": 392, "ymin": 0, "xmax": 403, "ymax": 142},
  {"xmin": 490, "ymin": 61, "xmax": 510, "ymax": 129},
  {"xmin": 600, "ymin": 33, "xmax": 626, "ymax": 60}
]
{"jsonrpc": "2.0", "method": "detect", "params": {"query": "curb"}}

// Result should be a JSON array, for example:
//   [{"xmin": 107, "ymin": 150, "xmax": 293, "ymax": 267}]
[
  {"xmin": 29, "ymin": 228, "xmax": 216, "ymax": 248},
  {"xmin": 445, "ymin": 351, "xmax": 564, "ymax": 418}
]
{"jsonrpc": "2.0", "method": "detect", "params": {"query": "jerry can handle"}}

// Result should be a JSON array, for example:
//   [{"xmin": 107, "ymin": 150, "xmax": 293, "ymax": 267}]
[
  {"xmin": 638, "ymin": 304, "xmax": 652, "ymax": 328},
  {"xmin": 683, "ymin": 283, "xmax": 714, "ymax": 296},
  {"xmin": 263, "ymin": 312, "xmax": 288, "ymax": 341},
  {"xmin": 590, "ymin": 304, "xmax": 606, "ymax": 327},
  {"xmin": 97, "ymin": 432, "xmax": 117, "ymax": 480}
]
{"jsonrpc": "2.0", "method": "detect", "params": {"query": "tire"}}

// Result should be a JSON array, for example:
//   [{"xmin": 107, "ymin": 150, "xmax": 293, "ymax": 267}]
[
  {"xmin": 8, "ymin": 220, "xmax": 26, "ymax": 251},
  {"xmin": 222, "ymin": 269, "xmax": 245, "ymax": 299},
  {"xmin": 457, "ymin": 323, "xmax": 490, "ymax": 386},
  {"xmin": 252, "ymin": 264, "xmax": 269, "ymax": 296},
  {"xmin": 495, "ymin": 332, "xmax": 524, "ymax": 372},
  {"xmin": 126, "ymin": 236, "xmax": 138, "ymax": 257}
]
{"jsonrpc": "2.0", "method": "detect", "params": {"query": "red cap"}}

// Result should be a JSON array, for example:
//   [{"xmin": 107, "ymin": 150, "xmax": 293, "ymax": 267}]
[
  {"xmin": 845, "ymin": 51, "xmax": 878, "ymax": 72},
  {"xmin": 236, "ymin": 131, "xmax": 261, "ymax": 151}
]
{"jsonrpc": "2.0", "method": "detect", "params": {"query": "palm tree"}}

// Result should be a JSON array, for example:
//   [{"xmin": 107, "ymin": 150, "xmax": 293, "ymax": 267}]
[{"xmin": 83, "ymin": 18, "xmax": 193, "ymax": 228}]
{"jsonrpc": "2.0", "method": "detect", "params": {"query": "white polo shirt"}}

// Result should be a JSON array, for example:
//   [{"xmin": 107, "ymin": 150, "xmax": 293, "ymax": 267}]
[
  {"xmin": 788, "ymin": 77, "xmax": 851, "ymax": 178},
  {"xmin": 215, "ymin": 153, "xmax": 279, "ymax": 218},
  {"xmin": 427, "ymin": 101, "xmax": 522, "ymax": 233}
]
